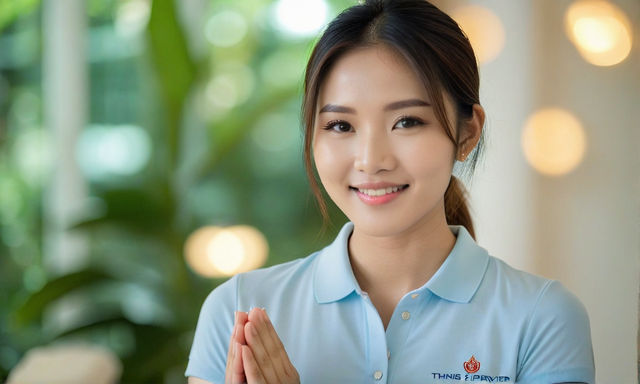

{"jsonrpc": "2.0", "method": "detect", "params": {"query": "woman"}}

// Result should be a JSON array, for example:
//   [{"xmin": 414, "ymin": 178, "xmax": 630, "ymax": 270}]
[{"xmin": 186, "ymin": 1, "xmax": 595, "ymax": 383}]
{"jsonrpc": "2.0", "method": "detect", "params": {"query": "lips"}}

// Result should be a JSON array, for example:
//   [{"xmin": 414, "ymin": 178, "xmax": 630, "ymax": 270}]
[{"xmin": 349, "ymin": 183, "xmax": 409, "ymax": 205}]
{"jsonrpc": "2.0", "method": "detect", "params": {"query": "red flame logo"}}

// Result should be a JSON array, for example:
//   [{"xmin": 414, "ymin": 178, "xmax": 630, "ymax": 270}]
[{"xmin": 463, "ymin": 355, "xmax": 480, "ymax": 373}]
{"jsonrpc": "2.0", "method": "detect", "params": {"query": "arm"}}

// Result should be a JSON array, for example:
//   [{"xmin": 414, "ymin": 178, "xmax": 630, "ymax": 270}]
[
  {"xmin": 185, "ymin": 277, "xmax": 238, "ymax": 383},
  {"xmin": 188, "ymin": 377, "xmax": 214, "ymax": 384}
]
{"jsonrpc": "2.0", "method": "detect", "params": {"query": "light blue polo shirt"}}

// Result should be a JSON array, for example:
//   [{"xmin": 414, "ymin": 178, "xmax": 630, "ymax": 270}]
[{"xmin": 185, "ymin": 222, "xmax": 595, "ymax": 383}]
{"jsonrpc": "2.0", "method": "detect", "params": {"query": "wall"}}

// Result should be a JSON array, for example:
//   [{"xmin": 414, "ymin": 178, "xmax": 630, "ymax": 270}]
[{"xmin": 467, "ymin": 1, "xmax": 639, "ymax": 382}]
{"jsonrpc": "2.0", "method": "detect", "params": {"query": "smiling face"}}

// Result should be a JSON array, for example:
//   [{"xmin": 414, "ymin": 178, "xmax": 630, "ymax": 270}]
[{"xmin": 312, "ymin": 44, "xmax": 459, "ymax": 237}]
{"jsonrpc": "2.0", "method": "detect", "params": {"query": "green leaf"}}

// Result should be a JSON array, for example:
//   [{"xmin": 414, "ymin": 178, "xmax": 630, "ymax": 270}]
[
  {"xmin": 69, "ymin": 187, "xmax": 173, "ymax": 231},
  {"xmin": 197, "ymin": 86, "xmax": 300, "ymax": 178},
  {"xmin": 0, "ymin": 0, "xmax": 40, "ymax": 32},
  {"xmin": 12, "ymin": 269, "xmax": 115, "ymax": 326},
  {"xmin": 146, "ymin": 0, "xmax": 197, "ymax": 169}
]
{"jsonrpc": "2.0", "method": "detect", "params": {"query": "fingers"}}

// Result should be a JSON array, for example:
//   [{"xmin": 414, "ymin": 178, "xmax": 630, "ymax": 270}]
[
  {"xmin": 245, "ymin": 321, "xmax": 279, "ymax": 383},
  {"xmin": 245, "ymin": 308, "xmax": 299, "ymax": 383},
  {"xmin": 225, "ymin": 311, "xmax": 249, "ymax": 384},
  {"xmin": 235, "ymin": 311, "xmax": 249, "ymax": 345},
  {"xmin": 231, "ymin": 342, "xmax": 246, "ymax": 384},
  {"xmin": 242, "ymin": 345, "xmax": 266, "ymax": 384}
]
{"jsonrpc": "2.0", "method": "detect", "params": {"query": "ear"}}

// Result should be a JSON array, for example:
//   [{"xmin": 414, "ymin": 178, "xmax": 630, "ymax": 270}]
[{"xmin": 456, "ymin": 104, "xmax": 485, "ymax": 161}]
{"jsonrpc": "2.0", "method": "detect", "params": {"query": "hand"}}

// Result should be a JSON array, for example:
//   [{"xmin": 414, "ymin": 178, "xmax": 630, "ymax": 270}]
[
  {"xmin": 225, "ymin": 311, "xmax": 249, "ymax": 384},
  {"xmin": 242, "ymin": 307, "xmax": 300, "ymax": 384}
]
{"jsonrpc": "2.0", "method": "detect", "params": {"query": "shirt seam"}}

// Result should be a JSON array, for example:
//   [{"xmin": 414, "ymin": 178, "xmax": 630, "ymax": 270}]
[{"xmin": 516, "ymin": 278, "xmax": 555, "ymax": 375}]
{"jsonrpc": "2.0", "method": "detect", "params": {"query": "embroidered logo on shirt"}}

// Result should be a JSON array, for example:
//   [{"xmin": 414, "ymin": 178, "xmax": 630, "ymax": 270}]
[
  {"xmin": 430, "ymin": 355, "xmax": 511, "ymax": 382},
  {"xmin": 463, "ymin": 355, "xmax": 480, "ymax": 373}
]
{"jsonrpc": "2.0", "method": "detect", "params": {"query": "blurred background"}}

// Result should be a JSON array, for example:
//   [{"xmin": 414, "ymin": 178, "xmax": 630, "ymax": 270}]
[{"xmin": 0, "ymin": 0, "xmax": 637, "ymax": 383}]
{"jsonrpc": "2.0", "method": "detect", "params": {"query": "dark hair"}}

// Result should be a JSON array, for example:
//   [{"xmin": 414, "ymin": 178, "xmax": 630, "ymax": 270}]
[{"xmin": 301, "ymin": 0, "xmax": 484, "ymax": 239}]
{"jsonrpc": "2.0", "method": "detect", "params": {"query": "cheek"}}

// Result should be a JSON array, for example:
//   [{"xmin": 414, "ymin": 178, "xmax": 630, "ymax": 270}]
[
  {"xmin": 400, "ymin": 136, "xmax": 455, "ymax": 178},
  {"xmin": 313, "ymin": 137, "xmax": 345, "ymax": 185}
]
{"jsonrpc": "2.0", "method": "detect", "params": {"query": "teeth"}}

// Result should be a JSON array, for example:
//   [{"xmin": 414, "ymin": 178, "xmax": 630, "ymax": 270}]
[{"xmin": 358, "ymin": 186, "xmax": 403, "ymax": 196}]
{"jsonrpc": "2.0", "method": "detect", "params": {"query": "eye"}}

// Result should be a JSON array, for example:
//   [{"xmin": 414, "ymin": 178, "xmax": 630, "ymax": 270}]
[
  {"xmin": 323, "ymin": 120, "xmax": 353, "ymax": 133},
  {"xmin": 393, "ymin": 116, "xmax": 424, "ymax": 129}
]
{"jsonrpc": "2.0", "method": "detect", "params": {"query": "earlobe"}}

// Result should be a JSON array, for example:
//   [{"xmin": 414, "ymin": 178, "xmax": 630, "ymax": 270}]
[{"xmin": 457, "ymin": 104, "xmax": 485, "ymax": 161}]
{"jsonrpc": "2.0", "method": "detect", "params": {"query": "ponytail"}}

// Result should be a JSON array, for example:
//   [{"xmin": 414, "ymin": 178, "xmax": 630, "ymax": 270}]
[{"xmin": 444, "ymin": 176, "xmax": 475, "ymax": 240}]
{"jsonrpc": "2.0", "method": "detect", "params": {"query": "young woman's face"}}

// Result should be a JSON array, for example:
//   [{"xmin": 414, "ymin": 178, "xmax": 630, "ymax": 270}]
[{"xmin": 313, "ymin": 45, "xmax": 458, "ymax": 237}]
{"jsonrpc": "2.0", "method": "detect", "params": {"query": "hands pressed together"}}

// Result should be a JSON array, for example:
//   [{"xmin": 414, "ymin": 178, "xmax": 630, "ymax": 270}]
[{"xmin": 225, "ymin": 307, "xmax": 300, "ymax": 384}]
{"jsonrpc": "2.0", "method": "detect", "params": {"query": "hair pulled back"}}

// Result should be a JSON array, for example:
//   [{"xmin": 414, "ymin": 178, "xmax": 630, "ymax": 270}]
[{"xmin": 302, "ymin": 0, "xmax": 484, "ymax": 239}]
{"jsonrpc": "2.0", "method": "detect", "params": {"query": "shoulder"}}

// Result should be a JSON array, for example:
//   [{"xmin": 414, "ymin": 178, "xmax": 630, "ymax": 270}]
[
  {"xmin": 235, "ymin": 251, "xmax": 320, "ymax": 290},
  {"xmin": 197, "ymin": 251, "xmax": 320, "ymax": 316},
  {"xmin": 483, "ymin": 258, "xmax": 594, "ymax": 382},
  {"xmin": 485, "ymin": 256, "xmax": 583, "ymax": 310},
  {"xmin": 485, "ymin": 256, "xmax": 590, "ymax": 329}
]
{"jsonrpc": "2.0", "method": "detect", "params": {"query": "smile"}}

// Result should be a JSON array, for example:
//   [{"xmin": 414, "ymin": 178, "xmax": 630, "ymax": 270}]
[{"xmin": 349, "ymin": 184, "xmax": 409, "ymax": 205}]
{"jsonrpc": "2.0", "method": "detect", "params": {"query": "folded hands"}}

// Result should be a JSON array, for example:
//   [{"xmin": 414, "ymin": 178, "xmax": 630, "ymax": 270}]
[{"xmin": 225, "ymin": 308, "xmax": 300, "ymax": 384}]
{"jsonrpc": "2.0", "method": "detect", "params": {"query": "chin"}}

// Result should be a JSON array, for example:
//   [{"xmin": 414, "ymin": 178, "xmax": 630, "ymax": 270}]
[{"xmin": 347, "ymin": 212, "xmax": 417, "ymax": 238}]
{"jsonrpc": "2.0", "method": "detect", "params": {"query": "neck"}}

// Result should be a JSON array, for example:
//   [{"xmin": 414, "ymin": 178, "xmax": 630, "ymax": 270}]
[{"xmin": 347, "ymin": 215, "xmax": 456, "ymax": 296}]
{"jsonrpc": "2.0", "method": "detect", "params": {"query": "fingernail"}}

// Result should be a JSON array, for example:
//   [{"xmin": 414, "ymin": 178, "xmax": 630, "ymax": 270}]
[{"xmin": 234, "ymin": 311, "xmax": 238, "ymax": 322}]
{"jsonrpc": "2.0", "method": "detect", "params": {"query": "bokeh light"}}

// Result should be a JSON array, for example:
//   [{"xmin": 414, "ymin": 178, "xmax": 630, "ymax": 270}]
[
  {"xmin": 76, "ymin": 124, "xmax": 151, "ymax": 180},
  {"xmin": 205, "ymin": 61, "xmax": 255, "ymax": 113},
  {"xmin": 204, "ymin": 10, "xmax": 248, "ymax": 47},
  {"xmin": 272, "ymin": 0, "xmax": 329, "ymax": 38},
  {"xmin": 565, "ymin": 0, "xmax": 632, "ymax": 66},
  {"xmin": 251, "ymin": 113, "xmax": 298, "ymax": 152},
  {"xmin": 450, "ymin": 5, "xmax": 505, "ymax": 65},
  {"xmin": 184, "ymin": 225, "xmax": 268, "ymax": 278},
  {"xmin": 260, "ymin": 49, "xmax": 305, "ymax": 88},
  {"xmin": 521, "ymin": 108, "xmax": 587, "ymax": 176},
  {"xmin": 115, "ymin": 0, "xmax": 150, "ymax": 38},
  {"xmin": 11, "ymin": 129, "xmax": 52, "ymax": 187}
]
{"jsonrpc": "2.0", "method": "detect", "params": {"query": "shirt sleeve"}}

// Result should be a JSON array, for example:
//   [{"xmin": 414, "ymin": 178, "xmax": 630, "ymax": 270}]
[
  {"xmin": 516, "ymin": 280, "xmax": 595, "ymax": 384},
  {"xmin": 184, "ymin": 275, "xmax": 238, "ymax": 383}
]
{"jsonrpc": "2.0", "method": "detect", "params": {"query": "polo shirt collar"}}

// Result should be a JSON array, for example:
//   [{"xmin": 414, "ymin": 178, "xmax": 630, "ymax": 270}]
[
  {"xmin": 313, "ymin": 222, "xmax": 490, "ymax": 304},
  {"xmin": 424, "ymin": 225, "xmax": 489, "ymax": 303},
  {"xmin": 314, "ymin": 222, "xmax": 359, "ymax": 304}
]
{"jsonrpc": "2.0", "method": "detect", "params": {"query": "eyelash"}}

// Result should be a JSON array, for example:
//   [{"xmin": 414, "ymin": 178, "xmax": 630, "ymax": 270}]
[{"xmin": 322, "ymin": 115, "xmax": 425, "ymax": 133}]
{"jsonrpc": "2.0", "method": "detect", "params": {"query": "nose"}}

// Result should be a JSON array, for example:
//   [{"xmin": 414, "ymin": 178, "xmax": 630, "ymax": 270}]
[{"xmin": 353, "ymin": 128, "xmax": 396, "ymax": 174}]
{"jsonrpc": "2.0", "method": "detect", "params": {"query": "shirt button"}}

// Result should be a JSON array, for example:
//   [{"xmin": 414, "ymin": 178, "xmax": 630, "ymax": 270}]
[
  {"xmin": 411, "ymin": 293, "xmax": 419, "ymax": 299},
  {"xmin": 387, "ymin": 350, "xmax": 391, "ymax": 359},
  {"xmin": 373, "ymin": 370, "xmax": 383, "ymax": 380},
  {"xmin": 401, "ymin": 311, "xmax": 410, "ymax": 320}
]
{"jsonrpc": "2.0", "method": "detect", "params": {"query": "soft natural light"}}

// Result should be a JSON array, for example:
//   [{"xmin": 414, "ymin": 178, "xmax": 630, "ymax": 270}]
[
  {"xmin": 184, "ymin": 225, "xmax": 268, "ymax": 278},
  {"xmin": 207, "ymin": 230, "xmax": 246, "ymax": 275},
  {"xmin": 450, "ymin": 5, "xmax": 505, "ymax": 65},
  {"xmin": 12, "ymin": 129, "xmax": 52, "ymax": 186},
  {"xmin": 115, "ymin": 0, "xmax": 150, "ymax": 37},
  {"xmin": 521, "ymin": 108, "xmax": 587, "ymax": 176},
  {"xmin": 205, "ymin": 62, "xmax": 255, "ymax": 111},
  {"xmin": 77, "ymin": 124, "xmax": 151, "ymax": 180},
  {"xmin": 251, "ymin": 113, "xmax": 298, "ymax": 152},
  {"xmin": 204, "ymin": 10, "xmax": 248, "ymax": 47},
  {"xmin": 272, "ymin": 0, "xmax": 329, "ymax": 37},
  {"xmin": 565, "ymin": 0, "xmax": 632, "ymax": 66}
]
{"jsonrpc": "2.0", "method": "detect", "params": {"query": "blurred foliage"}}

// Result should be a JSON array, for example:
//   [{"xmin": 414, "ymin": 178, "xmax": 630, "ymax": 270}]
[
  {"xmin": 0, "ymin": 0, "xmax": 349, "ymax": 383},
  {"xmin": 0, "ymin": 0, "xmax": 40, "ymax": 32}
]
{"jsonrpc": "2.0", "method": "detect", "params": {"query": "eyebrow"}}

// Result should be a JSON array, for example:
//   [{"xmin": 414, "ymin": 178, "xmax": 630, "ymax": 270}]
[{"xmin": 319, "ymin": 98, "xmax": 431, "ymax": 114}]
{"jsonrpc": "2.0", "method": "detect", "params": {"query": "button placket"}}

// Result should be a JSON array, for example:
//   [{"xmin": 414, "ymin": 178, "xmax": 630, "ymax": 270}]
[{"xmin": 362, "ymin": 292, "xmax": 388, "ymax": 384}]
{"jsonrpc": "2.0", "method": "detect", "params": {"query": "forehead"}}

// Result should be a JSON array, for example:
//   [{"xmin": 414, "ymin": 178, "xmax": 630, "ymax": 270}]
[{"xmin": 317, "ymin": 44, "xmax": 430, "ymax": 107}]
